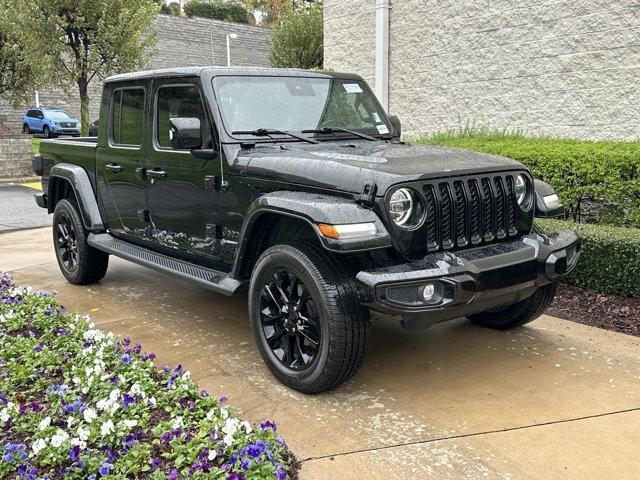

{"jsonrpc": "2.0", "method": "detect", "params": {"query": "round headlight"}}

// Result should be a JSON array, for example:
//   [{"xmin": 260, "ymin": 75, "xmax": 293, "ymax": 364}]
[
  {"xmin": 389, "ymin": 188, "xmax": 413, "ymax": 226},
  {"xmin": 515, "ymin": 174, "xmax": 531, "ymax": 208}
]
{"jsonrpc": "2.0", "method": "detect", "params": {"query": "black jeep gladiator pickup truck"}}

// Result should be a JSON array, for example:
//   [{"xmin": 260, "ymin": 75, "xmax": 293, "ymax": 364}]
[{"xmin": 32, "ymin": 67, "xmax": 580, "ymax": 393}]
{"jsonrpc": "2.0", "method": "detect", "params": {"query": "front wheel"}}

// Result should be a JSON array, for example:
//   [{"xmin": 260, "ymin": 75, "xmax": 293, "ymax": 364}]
[
  {"xmin": 53, "ymin": 198, "xmax": 109, "ymax": 285},
  {"xmin": 22, "ymin": 124, "xmax": 30, "ymax": 134},
  {"xmin": 468, "ymin": 283, "xmax": 557, "ymax": 330},
  {"xmin": 43, "ymin": 125, "xmax": 51, "ymax": 138},
  {"xmin": 249, "ymin": 242, "xmax": 369, "ymax": 393}
]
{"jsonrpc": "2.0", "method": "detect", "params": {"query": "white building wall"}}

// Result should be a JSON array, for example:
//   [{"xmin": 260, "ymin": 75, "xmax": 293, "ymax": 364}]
[{"xmin": 324, "ymin": 0, "xmax": 640, "ymax": 140}]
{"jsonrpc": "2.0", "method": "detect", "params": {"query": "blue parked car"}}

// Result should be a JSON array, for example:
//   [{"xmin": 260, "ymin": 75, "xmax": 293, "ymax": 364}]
[{"xmin": 22, "ymin": 107, "xmax": 80, "ymax": 138}]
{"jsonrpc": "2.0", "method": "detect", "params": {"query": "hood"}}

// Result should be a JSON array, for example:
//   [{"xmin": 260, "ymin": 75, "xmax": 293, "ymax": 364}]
[{"xmin": 232, "ymin": 141, "xmax": 525, "ymax": 195}]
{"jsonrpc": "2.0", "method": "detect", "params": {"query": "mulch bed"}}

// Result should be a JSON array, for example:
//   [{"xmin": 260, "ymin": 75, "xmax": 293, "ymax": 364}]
[{"xmin": 547, "ymin": 284, "xmax": 640, "ymax": 337}]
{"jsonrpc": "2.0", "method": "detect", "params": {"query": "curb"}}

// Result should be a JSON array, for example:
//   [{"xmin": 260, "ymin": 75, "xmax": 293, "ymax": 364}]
[{"xmin": 0, "ymin": 176, "xmax": 41, "ymax": 185}]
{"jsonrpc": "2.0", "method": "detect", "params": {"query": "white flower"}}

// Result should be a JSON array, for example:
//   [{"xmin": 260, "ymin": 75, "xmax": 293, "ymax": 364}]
[
  {"xmin": 32, "ymin": 438, "xmax": 46, "ymax": 455},
  {"xmin": 51, "ymin": 429, "xmax": 69, "ymax": 448},
  {"xmin": 83, "ymin": 408, "xmax": 97, "ymax": 424},
  {"xmin": 208, "ymin": 450, "xmax": 217, "ymax": 460},
  {"xmin": 182, "ymin": 371, "xmax": 191, "ymax": 380},
  {"xmin": 100, "ymin": 420, "xmax": 115, "ymax": 436},
  {"xmin": 77, "ymin": 426, "xmax": 90, "ymax": 441},
  {"xmin": 0, "ymin": 407, "xmax": 9, "ymax": 423},
  {"xmin": 109, "ymin": 402, "xmax": 120, "ymax": 414},
  {"xmin": 242, "ymin": 421, "xmax": 252, "ymax": 434},
  {"xmin": 172, "ymin": 416, "xmax": 183, "ymax": 429},
  {"xmin": 220, "ymin": 408, "xmax": 229, "ymax": 420},
  {"xmin": 129, "ymin": 383, "xmax": 142, "ymax": 396},
  {"xmin": 109, "ymin": 389, "xmax": 121, "ymax": 402},
  {"xmin": 206, "ymin": 410, "xmax": 216, "ymax": 421},
  {"xmin": 70, "ymin": 438, "xmax": 87, "ymax": 450},
  {"xmin": 147, "ymin": 397, "xmax": 157, "ymax": 407},
  {"xmin": 67, "ymin": 417, "xmax": 77, "ymax": 428},
  {"xmin": 38, "ymin": 416, "xmax": 52, "ymax": 430},
  {"xmin": 122, "ymin": 419, "xmax": 137, "ymax": 429}
]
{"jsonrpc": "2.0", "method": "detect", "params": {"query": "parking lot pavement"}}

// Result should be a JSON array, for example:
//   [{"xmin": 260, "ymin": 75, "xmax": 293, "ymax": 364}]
[
  {"xmin": 0, "ymin": 182, "xmax": 51, "ymax": 232},
  {"xmin": 3, "ymin": 227, "xmax": 640, "ymax": 479}
]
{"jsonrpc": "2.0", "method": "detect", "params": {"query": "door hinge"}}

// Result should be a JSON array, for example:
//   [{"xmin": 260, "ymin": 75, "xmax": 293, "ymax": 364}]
[
  {"xmin": 358, "ymin": 181, "xmax": 377, "ymax": 207},
  {"xmin": 204, "ymin": 174, "xmax": 229, "ymax": 192}
]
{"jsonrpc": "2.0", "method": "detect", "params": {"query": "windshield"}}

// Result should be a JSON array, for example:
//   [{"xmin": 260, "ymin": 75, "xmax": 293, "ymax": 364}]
[
  {"xmin": 46, "ymin": 111, "xmax": 72, "ymax": 121},
  {"xmin": 213, "ymin": 76, "xmax": 392, "ymax": 140}
]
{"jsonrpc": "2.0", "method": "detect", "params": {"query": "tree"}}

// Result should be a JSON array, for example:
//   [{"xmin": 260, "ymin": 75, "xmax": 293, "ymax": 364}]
[
  {"xmin": 0, "ymin": 1, "xmax": 43, "ymax": 105},
  {"xmin": 244, "ymin": 0, "xmax": 316, "ymax": 27},
  {"xmin": 11, "ymin": 0, "xmax": 160, "ymax": 134},
  {"xmin": 268, "ymin": 1, "xmax": 323, "ymax": 69}
]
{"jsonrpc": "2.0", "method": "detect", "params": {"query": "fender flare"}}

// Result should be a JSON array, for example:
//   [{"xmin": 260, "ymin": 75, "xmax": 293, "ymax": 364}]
[
  {"xmin": 533, "ymin": 179, "xmax": 564, "ymax": 218},
  {"xmin": 48, "ymin": 163, "xmax": 105, "ymax": 231},
  {"xmin": 231, "ymin": 191, "xmax": 392, "ymax": 277}
]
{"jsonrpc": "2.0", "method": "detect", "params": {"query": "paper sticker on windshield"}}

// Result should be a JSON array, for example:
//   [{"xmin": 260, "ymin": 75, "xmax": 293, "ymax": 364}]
[
  {"xmin": 372, "ymin": 112, "xmax": 381, "ymax": 123},
  {"xmin": 343, "ymin": 83, "xmax": 363, "ymax": 93},
  {"xmin": 377, "ymin": 124, "xmax": 390, "ymax": 134}
]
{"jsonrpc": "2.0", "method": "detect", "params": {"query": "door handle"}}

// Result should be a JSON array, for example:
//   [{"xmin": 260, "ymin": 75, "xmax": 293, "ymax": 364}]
[
  {"xmin": 105, "ymin": 163, "xmax": 123, "ymax": 173},
  {"xmin": 147, "ymin": 169, "xmax": 167, "ymax": 180}
]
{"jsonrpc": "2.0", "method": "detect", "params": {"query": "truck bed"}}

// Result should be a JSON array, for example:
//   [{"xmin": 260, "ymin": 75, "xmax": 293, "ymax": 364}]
[{"xmin": 39, "ymin": 137, "xmax": 98, "ymax": 180}]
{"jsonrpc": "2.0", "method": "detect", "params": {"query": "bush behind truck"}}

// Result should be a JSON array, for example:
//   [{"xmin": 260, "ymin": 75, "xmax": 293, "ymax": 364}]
[{"xmin": 32, "ymin": 67, "xmax": 580, "ymax": 393}]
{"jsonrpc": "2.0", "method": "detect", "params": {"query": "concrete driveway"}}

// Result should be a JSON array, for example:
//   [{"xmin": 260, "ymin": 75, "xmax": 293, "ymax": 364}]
[{"xmin": 2, "ymin": 227, "xmax": 640, "ymax": 479}]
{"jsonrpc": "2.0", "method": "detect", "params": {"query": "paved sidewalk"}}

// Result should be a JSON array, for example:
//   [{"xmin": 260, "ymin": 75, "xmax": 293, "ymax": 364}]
[{"xmin": 2, "ymin": 227, "xmax": 640, "ymax": 479}]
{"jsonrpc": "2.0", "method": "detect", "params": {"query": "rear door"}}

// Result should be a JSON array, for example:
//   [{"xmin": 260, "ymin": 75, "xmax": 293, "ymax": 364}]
[
  {"xmin": 95, "ymin": 83, "xmax": 149, "ymax": 241},
  {"xmin": 145, "ymin": 79, "xmax": 222, "ymax": 265},
  {"xmin": 32, "ymin": 110, "xmax": 44, "ymax": 132}
]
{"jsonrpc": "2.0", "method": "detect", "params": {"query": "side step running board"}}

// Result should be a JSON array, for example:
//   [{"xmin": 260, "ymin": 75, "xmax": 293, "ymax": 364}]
[{"xmin": 87, "ymin": 233, "xmax": 243, "ymax": 296}]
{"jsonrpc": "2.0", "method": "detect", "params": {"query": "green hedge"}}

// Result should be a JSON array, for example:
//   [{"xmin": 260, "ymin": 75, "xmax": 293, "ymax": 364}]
[
  {"xmin": 184, "ymin": 1, "xmax": 249, "ymax": 23},
  {"xmin": 415, "ymin": 131, "xmax": 640, "ymax": 228},
  {"xmin": 537, "ymin": 219, "xmax": 640, "ymax": 298}
]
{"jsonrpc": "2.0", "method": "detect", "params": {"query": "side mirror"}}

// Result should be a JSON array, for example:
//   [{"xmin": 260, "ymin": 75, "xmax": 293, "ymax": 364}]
[
  {"xmin": 389, "ymin": 115, "xmax": 401, "ymax": 137},
  {"xmin": 169, "ymin": 117, "xmax": 201, "ymax": 150},
  {"xmin": 534, "ymin": 179, "xmax": 565, "ymax": 218}
]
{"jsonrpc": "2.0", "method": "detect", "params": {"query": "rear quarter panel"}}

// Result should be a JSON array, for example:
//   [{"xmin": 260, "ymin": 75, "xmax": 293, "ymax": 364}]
[{"xmin": 39, "ymin": 138, "xmax": 98, "ymax": 194}]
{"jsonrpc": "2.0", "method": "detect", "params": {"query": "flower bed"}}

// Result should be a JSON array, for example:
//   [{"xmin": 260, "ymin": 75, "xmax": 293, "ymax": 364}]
[{"xmin": 0, "ymin": 272, "xmax": 298, "ymax": 479}]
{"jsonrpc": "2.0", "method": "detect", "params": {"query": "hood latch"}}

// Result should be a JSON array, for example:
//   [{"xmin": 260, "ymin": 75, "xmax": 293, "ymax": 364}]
[{"xmin": 358, "ymin": 181, "xmax": 377, "ymax": 207}]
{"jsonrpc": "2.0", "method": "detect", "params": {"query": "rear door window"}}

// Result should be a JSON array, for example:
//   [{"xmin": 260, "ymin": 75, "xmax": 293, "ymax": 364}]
[{"xmin": 111, "ymin": 88, "xmax": 145, "ymax": 147}]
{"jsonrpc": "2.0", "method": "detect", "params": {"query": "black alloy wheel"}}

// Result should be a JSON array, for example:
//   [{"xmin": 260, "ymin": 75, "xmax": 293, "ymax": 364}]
[
  {"xmin": 55, "ymin": 212, "xmax": 79, "ymax": 272},
  {"xmin": 259, "ymin": 269, "xmax": 321, "ymax": 371}
]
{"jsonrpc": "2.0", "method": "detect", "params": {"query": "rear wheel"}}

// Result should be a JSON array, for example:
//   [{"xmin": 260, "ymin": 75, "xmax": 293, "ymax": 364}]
[
  {"xmin": 468, "ymin": 283, "xmax": 557, "ymax": 330},
  {"xmin": 249, "ymin": 242, "xmax": 369, "ymax": 393},
  {"xmin": 53, "ymin": 198, "xmax": 109, "ymax": 285}
]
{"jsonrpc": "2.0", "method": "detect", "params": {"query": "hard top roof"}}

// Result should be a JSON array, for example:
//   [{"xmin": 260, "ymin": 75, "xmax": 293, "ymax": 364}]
[{"xmin": 104, "ymin": 66, "xmax": 364, "ymax": 84}]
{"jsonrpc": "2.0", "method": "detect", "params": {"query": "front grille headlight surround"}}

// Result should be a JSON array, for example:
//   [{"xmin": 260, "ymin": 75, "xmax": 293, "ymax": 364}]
[
  {"xmin": 515, "ymin": 174, "xmax": 534, "ymax": 211},
  {"xmin": 388, "ymin": 187, "xmax": 426, "ymax": 230}
]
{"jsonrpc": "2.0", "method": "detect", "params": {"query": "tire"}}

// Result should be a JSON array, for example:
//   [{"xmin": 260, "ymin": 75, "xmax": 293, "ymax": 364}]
[
  {"xmin": 248, "ymin": 242, "xmax": 369, "ymax": 393},
  {"xmin": 52, "ymin": 198, "xmax": 109, "ymax": 285},
  {"xmin": 22, "ymin": 124, "xmax": 30, "ymax": 134},
  {"xmin": 43, "ymin": 125, "xmax": 51, "ymax": 138},
  {"xmin": 468, "ymin": 283, "xmax": 557, "ymax": 330}
]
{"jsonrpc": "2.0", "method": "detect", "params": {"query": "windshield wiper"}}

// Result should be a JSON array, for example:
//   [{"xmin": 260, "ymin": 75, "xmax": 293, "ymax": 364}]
[
  {"xmin": 301, "ymin": 127, "xmax": 379, "ymax": 142},
  {"xmin": 232, "ymin": 128, "xmax": 318, "ymax": 144}
]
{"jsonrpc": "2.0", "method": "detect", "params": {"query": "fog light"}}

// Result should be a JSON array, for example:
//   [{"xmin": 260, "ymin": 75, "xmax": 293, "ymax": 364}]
[{"xmin": 422, "ymin": 284, "xmax": 435, "ymax": 301}]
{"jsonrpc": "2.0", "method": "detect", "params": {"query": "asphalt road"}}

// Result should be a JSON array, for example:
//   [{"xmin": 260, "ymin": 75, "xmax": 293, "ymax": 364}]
[
  {"xmin": 0, "ymin": 183, "xmax": 51, "ymax": 232},
  {"xmin": 3, "ymin": 227, "xmax": 640, "ymax": 480}
]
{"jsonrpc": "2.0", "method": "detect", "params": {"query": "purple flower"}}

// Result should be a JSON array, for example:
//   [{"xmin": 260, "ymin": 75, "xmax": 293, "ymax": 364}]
[
  {"xmin": 69, "ymin": 445, "xmax": 80, "ymax": 461},
  {"xmin": 150, "ymin": 457, "xmax": 161, "ymax": 470},
  {"xmin": 168, "ymin": 468, "xmax": 179, "ymax": 480},
  {"xmin": 160, "ymin": 431, "xmax": 172, "ymax": 443},
  {"xmin": 260, "ymin": 420, "xmax": 277, "ymax": 431},
  {"xmin": 122, "ymin": 394, "xmax": 135, "ymax": 407},
  {"xmin": 120, "ymin": 353, "xmax": 132, "ymax": 364},
  {"xmin": 34, "ymin": 343, "xmax": 43, "ymax": 352},
  {"xmin": 98, "ymin": 462, "xmax": 113, "ymax": 476},
  {"xmin": 246, "ymin": 441, "xmax": 267, "ymax": 458},
  {"xmin": 2, "ymin": 452, "xmax": 14, "ymax": 463},
  {"xmin": 276, "ymin": 466, "xmax": 287, "ymax": 480},
  {"xmin": 123, "ymin": 434, "xmax": 135, "ymax": 449},
  {"xmin": 0, "ymin": 392, "xmax": 7, "ymax": 404},
  {"xmin": 241, "ymin": 458, "xmax": 251, "ymax": 470},
  {"xmin": 219, "ymin": 396, "xmax": 228, "ymax": 405},
  {"xmin": 44, "ymin": 306, "xmax": 54, "ymax": 316},
  {"xmin": 30, "ymin": 402, "xmax": 43, "ymax": 412},
  {"xmin": 227, "ymin": 474, "xmax": 245, "ymax": 480}
]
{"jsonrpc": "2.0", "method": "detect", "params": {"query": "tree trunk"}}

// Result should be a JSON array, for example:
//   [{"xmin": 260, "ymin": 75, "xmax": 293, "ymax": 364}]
[{"xmin": 77, "ymin": 77, "xmax": 89, "ymax": 136}]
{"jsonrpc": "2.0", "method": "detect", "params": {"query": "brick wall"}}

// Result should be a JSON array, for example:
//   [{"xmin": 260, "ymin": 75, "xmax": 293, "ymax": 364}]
[
  {"xmin": 324, "ymin": 0, "xmax": 640, "ymax": 140},
  {"xmin": 0, "ymin": 14, "xmax": 272, "ymax": 134},
  {"xmin": 0, "ymin": 136, "xmax": 35, "ymax": 181}
]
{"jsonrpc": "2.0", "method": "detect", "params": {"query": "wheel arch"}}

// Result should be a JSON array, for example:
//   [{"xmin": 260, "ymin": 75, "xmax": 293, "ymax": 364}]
[
  {"xmin": 47, "ymin": 163, "xmax": 105, "ymax": 231},
  {"xmin": 230, "ymin": 191, "xmax": 392, "ymax": 280}
]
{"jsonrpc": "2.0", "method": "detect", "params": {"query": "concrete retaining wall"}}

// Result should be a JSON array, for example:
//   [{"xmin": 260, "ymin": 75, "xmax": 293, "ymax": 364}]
[
  {"xmin": 0, "ymin": 136, "xmax": 35, "ymax": 181},
  {"xmin": 324, "ymin": 0, "xmax": 640, "ymax": 140}
]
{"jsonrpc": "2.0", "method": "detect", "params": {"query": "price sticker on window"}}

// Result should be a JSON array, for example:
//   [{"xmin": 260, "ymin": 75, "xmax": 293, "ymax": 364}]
[
  {"xmin": 343, "ymin": 83, "xmax": 363, "ymax": 94},
  {"xmin": 376, "ymin": 124, "xmax": 390, "ymax": 134}
]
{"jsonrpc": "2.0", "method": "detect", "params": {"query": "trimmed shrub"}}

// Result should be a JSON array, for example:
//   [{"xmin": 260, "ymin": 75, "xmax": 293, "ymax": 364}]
[
  {"xmin": 537, "ymin": 219, "xmax": 640, "ymax": 298},
  {"xmin": 185, "ymin": 1, "xmax": 250, "ymax": 24},
  {"xmin": 160, "ymin": 2, "xmax": 181, "ymax": 15},
  {"xmin": 415, "ymin": 130, "xmax": 640, "ymax": 228}
]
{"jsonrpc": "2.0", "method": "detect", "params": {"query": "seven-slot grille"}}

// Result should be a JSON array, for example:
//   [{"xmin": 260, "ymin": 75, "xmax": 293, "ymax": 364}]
[{"xmin": 419, "ymin": 173, "xmax": 523, "ymax": 253}]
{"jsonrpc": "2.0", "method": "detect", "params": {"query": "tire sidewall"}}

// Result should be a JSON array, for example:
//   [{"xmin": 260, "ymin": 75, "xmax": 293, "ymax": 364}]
[
  {"xmin": 43, "ymin": 126, "xmax": 50, "ymax": 138},
  {"xmin": 52, "ymin": 199, "xmax": 85, "ymax": 283},
  {"xmin": 249, "ymin": 246, "xmax": 332, "ymax": 389}
]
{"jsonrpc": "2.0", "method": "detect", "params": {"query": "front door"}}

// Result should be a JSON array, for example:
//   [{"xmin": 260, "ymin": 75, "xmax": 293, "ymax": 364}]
[
  {"xmin": 95, "ymin": 84, "xmax": 149, "ymax": 241},
  {"xmin": 145, "ymin": 81, "xmax": 222, "ymax": 267}
]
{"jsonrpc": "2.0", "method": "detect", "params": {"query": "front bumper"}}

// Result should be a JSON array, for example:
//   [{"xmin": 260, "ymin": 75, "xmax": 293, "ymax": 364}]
[{"xmin": 356, "ymin": 230, "xmax": 580, "ymax": 328}]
